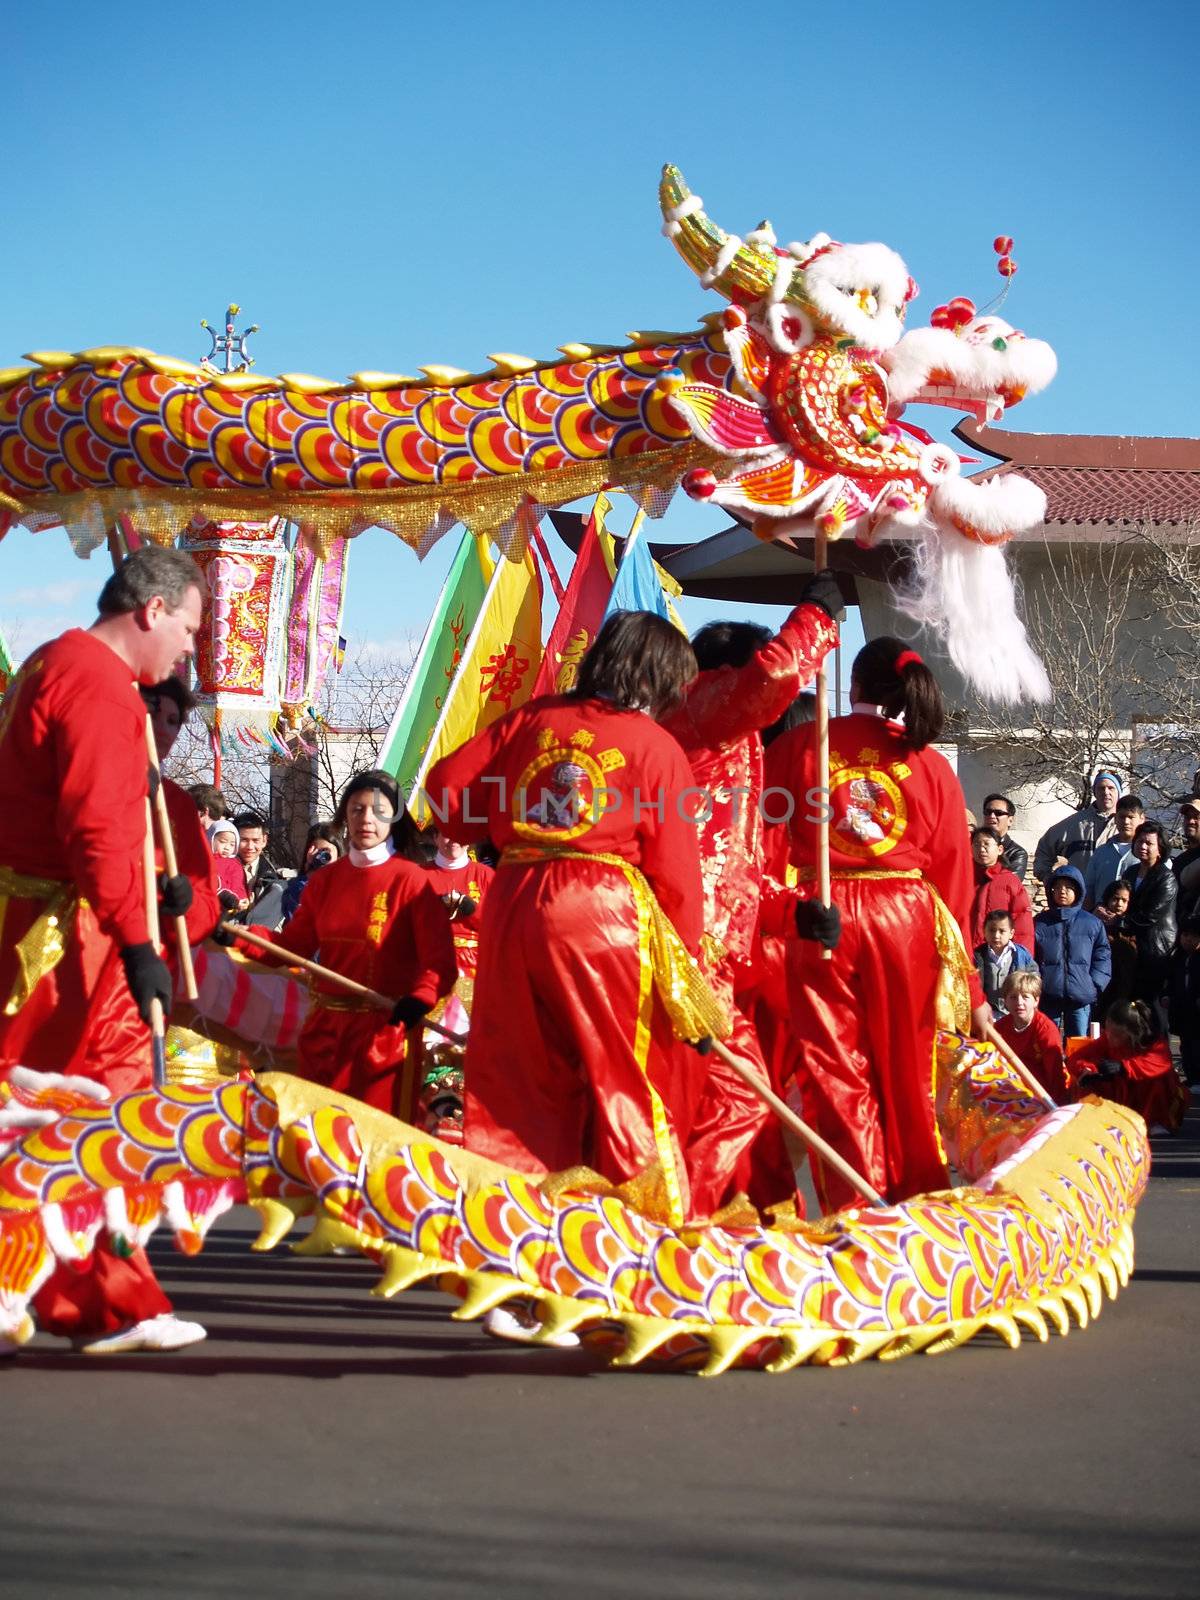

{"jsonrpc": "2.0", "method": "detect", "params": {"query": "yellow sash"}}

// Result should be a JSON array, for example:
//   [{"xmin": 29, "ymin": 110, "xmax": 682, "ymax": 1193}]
[
  {"xmin": 499, "ymin": 844, "xmax": 732, "ymax": 1230},
  {"xmin": 0, "ymin": 864, "xmax": 81, "ymax": 1017},
  {"xmin": 499, "ymin": 846, "xmax": 732, "ymax": 1043}
]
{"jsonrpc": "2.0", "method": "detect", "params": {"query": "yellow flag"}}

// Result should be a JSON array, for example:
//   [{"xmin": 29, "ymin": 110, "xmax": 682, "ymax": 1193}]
[{"xmin": 413, "ymin": 538, "xmax": 543, "ymax": 817}]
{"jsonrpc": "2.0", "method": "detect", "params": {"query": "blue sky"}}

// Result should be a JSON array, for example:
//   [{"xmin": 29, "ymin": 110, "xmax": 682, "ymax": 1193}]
[{"xmin": 2, "ymin": 0, "xmax": 1196, "ymax": 668}]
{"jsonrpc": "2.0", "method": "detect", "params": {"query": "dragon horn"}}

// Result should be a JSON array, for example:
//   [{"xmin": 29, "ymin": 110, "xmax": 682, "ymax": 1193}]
[{"xmin": 659, "ymin": 164, "xmax": 780, "ymax": 303}]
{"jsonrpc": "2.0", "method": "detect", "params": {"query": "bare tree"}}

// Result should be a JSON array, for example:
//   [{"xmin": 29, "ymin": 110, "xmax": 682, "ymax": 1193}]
[{"xmin": 953, "ymin": 524, "xmax": 1200, "ymax": 811}]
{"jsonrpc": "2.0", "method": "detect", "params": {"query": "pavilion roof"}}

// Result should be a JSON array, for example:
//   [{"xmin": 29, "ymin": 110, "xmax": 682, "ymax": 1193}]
[{"xmin": 954, "ymin": 421, "xmax": 1200, "ymax": 528}]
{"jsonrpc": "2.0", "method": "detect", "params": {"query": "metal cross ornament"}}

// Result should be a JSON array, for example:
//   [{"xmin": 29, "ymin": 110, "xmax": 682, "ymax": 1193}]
[{"xmin": 199, "ymin": 303, "xmax": 259, "ymax": 372}]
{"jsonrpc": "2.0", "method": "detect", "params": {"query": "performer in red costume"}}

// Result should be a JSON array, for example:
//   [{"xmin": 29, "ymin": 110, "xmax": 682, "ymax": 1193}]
[
  {"xmin": 423, "ymin": 828, "xmax": 495, "ymax": 1026},
  {"xmin": 764, "ymin": 637, "xmax": 989, "ymax": 1210},
  {"xmin": 1065, "ymin": 998, "xmax": 1187, "ymax": 1132},
  {"xmin": 426, "ymin": 611, "xmax": 705, "ymax": 1227},
  {"xmin": 143, "ymin": 677, "xmax": 222, "ymax": 952},
  {"xmin": 0, "ymin": 547, "xmax": 208, "ymax": 1355},
  {"xmin": 243, "ymin": 770, "xmax": 456, "ymax": 1119},
  {"xmin": 743, "ymin": 696, "xmax": 819, "ymax": 1133},
  {"xmin": 660, "ymin": 574, "xmax": 840, "ymax": 1215}
]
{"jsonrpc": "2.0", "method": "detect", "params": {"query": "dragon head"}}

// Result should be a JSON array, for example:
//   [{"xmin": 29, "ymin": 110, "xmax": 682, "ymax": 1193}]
[
  {"xmin": 882, "ymin": 305, "xmax": 1058, "ymax": 423},
  {"xmin": 659, "ymin": 164, "xmax": 917, "ymax": 351}
]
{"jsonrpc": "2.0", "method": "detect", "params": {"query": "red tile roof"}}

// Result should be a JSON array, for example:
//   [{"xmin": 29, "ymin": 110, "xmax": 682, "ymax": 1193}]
[{"xmin": 1004, "ymin": 463, "xmax": 1200, "ymax": 525}]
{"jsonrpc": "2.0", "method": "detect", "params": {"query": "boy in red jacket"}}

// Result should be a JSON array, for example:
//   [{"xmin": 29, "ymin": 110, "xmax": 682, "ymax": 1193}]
[{"xmin": 993, "ymin": 970, "xmax": 1066, "ymax": 1100}]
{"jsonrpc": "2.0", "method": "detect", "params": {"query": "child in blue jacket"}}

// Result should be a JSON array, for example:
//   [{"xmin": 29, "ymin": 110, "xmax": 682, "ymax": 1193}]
[{"xmin": 1033, "ymin": 865, "xmax": 1112, "ymax": 1039}]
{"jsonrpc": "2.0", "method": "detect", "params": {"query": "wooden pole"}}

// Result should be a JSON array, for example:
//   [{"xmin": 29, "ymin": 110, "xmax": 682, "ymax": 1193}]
[
  {"xmin": 145, "ymin": 717, "xmax": 198, "ymax": 1002},
  {"xmin": 707, "ymin": 1037, "xmax": 885, "ymax": 1208},
  {"xmin": 143, "ymin": 799, "xmax": 168, "ymax": 1089},
  {"xmin": 813, "ymin": 528, "xmax": 833, "ymax": 960},
  {"xmin": 222, "ymin": 921, "xmax": 467, "ymax": 1047},
  {"xmin": 981, "ymin": 1019, "xmax": 1058, "ymax": 1110}
]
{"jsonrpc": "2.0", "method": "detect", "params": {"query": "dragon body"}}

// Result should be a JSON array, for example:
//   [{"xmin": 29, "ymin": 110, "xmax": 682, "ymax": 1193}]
[{"xmin": 0, "ymin": 1040, "xmax": 1148, "ymax": 1374}]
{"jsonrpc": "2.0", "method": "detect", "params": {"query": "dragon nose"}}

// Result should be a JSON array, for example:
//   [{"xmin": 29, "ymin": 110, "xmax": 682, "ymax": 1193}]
[{"xmin": 855, "ymin": 288, "xmax": 878, "ymax": 316}]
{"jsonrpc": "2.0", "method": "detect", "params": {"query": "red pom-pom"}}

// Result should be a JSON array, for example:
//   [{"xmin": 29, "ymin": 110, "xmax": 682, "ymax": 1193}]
[
  {"xmin": 997, "ymin": 256, "xmax": 1018, "ymax": 278},
  {"xmin": 684, "ymin": 467, "xmax": 718, "ymax": 501},
  {"xmin": 993, "ymin": 235, "xmax": 1014, "ymax": 255},
  {"xmin": 933, "ymin": 296, "xmax": 976, "ymax": 332}
]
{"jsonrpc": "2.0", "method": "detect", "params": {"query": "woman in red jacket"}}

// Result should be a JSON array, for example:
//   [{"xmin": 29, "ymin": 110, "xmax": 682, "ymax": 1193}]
[{"xmin": 764, "ymin": 637, "xmax": 989, "ymax": 1209}]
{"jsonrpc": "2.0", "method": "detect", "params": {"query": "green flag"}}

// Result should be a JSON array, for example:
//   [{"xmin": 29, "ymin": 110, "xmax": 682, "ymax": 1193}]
[
  {"xmin": 379, "ymin": 532, "xmax": 492, "ymax": 794},
  {"xmin": 0, "ymin": 625, "xmax": 13, "ymax": 696}
]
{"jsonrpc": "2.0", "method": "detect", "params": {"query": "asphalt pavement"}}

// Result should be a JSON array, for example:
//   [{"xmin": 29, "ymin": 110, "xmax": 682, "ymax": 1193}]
[{"xmin": 2, "ymin": 1107, "xmax": 1197, "ymax": 1600}]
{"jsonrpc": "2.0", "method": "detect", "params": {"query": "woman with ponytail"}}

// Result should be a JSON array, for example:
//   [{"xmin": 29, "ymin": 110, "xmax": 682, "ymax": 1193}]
[{"xmin": 763, "ymin": 636, "xmax": 988, "ymax": 1209}]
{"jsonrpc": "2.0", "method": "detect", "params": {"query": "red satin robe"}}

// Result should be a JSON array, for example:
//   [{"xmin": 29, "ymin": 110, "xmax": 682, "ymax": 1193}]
[
  {"xmin": 0, "ymin": 630, "xmax": 169, "ymax": 1336},
  {"xmin": 661, "ymin": 602, "xmax": 837, "ymax": 1214},
  {"xmin": 1066, "ymin": 1033, "xmax": 1187, "ymax": 1131},
  {"xmin": 765, "ymin": 710, "xmax": 984, "ymax": 1210},
  {"xmin": 254, "ymin": 852, "xmax": 456, "ymax": 1119},
  {"xmin": 427, "ymin": 694, "xmax": 704, "ymax": 1223}
]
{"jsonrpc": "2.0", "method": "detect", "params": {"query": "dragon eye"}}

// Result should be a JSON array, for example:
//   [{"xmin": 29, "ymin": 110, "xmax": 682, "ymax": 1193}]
[{"xmin": 991, "ymin": 336, "xmax": 1008, "ymax": 351}]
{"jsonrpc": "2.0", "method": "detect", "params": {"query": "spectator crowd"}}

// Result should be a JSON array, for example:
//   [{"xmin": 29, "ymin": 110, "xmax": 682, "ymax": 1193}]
[{"xmin": 968, "ymin": 778, "xmax": 1192, "ymax": 1129}]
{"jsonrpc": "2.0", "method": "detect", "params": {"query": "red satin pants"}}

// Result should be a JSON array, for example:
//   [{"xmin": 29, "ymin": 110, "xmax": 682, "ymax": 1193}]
[
  {"xmin": 464, "ymin": 860, "xmax": 695, "ymax": 1218},
  {"xmin": 685, "ymin": 982, "xmax": 795, "ymax": 1217},
  {"xmin": 786, "ymin": 878, "xmax": 949, "ymax": 1210}
]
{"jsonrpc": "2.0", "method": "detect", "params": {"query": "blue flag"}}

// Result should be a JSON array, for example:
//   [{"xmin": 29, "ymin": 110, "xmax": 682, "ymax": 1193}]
[{"xmin": 602, "ymin": 514, "xmax": 671, "ymax": 623}]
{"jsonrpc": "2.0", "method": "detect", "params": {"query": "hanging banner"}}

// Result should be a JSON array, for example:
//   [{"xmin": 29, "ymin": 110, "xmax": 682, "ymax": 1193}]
[
  {"xmin": 281, "ymin": 535, "xmax": 351, "ymax": 722},
  {"xmin": 181, "ymin": 516, "xmax": 291, "ymax": 742}
]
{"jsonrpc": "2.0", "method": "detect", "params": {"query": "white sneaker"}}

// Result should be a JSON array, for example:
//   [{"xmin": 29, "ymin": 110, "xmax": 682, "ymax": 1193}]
[
  {"xmin": 483, "ymin": 1303, "xmax": 580, "ymax": 1348},
  {"xmin": 78, "ymin": 1314, "xmax": 207, "ymax": 1355}
]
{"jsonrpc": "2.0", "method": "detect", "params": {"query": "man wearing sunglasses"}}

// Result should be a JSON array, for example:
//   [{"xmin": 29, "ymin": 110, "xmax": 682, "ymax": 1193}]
[{"xmin": 981, "ymin": 793, "xmax": 1028, "ymax": 883}]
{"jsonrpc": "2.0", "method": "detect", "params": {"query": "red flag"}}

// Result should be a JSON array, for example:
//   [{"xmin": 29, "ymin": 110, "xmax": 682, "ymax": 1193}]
[{"xmin": 532, "ymin": 496, "xmax": 617, "ymax": 697}]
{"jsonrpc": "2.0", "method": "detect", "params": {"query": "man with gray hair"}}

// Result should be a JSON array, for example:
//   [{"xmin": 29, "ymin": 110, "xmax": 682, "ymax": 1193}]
[{"xmin": 0, "ymin": 545, "xmax": 208, "ymax": 1356}]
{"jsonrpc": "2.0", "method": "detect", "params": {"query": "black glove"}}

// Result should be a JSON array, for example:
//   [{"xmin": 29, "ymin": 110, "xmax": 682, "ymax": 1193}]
[
  {"xmin": 391, "ymin": 995, "xmax": 431, "ymax": 1029},
  {"xmin": 799, "ymin": 570, "xmax": 844, "ymax": 621},
  {"xmin": 1076, "ymin": 1072, "xmax": 1101, "ymax": 1093},
  {"xmin": 689, "ymin": 1036, "xmax": 714, "ymax": 1056},
  {"xmin": 1097, "ymin": 1058, "xmax": 1126, "ymax": 1080},
  {"xmin": 159, "ymin": 873, "xmax": 193, "ymax": 918},
  {"xmin": 119, "ymin": 941, "xmax": 173, "ymax": 1025},
  {"xmin": 795, "ymin": 899, "xmax": 842, "ymax": 950},
  {"xmin": 211, "ymin": 922, "xmax": 237, "ymax": 947},
  {"xmin": 146, "ymin": 764, "xmax": 160, "ymax": 802},
  {"xmin": 217, "ymin": 888, "xmax": 241, "ymax": 912},
  {"xmin": 456, "ymin": 896, "xmax": 478, "ymax": 920}
]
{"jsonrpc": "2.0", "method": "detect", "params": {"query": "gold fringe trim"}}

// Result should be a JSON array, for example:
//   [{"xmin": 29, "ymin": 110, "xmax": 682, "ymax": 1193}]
[{"xmin": 5, "ymin": 444, "xmax": 720, "ymax": 561}]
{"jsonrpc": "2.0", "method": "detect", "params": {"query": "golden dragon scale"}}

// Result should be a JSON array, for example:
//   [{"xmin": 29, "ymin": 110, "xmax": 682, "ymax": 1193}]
[{"xmin": 0, "ymin": 1038, "xmax": 1149, "ymax": 1374}]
